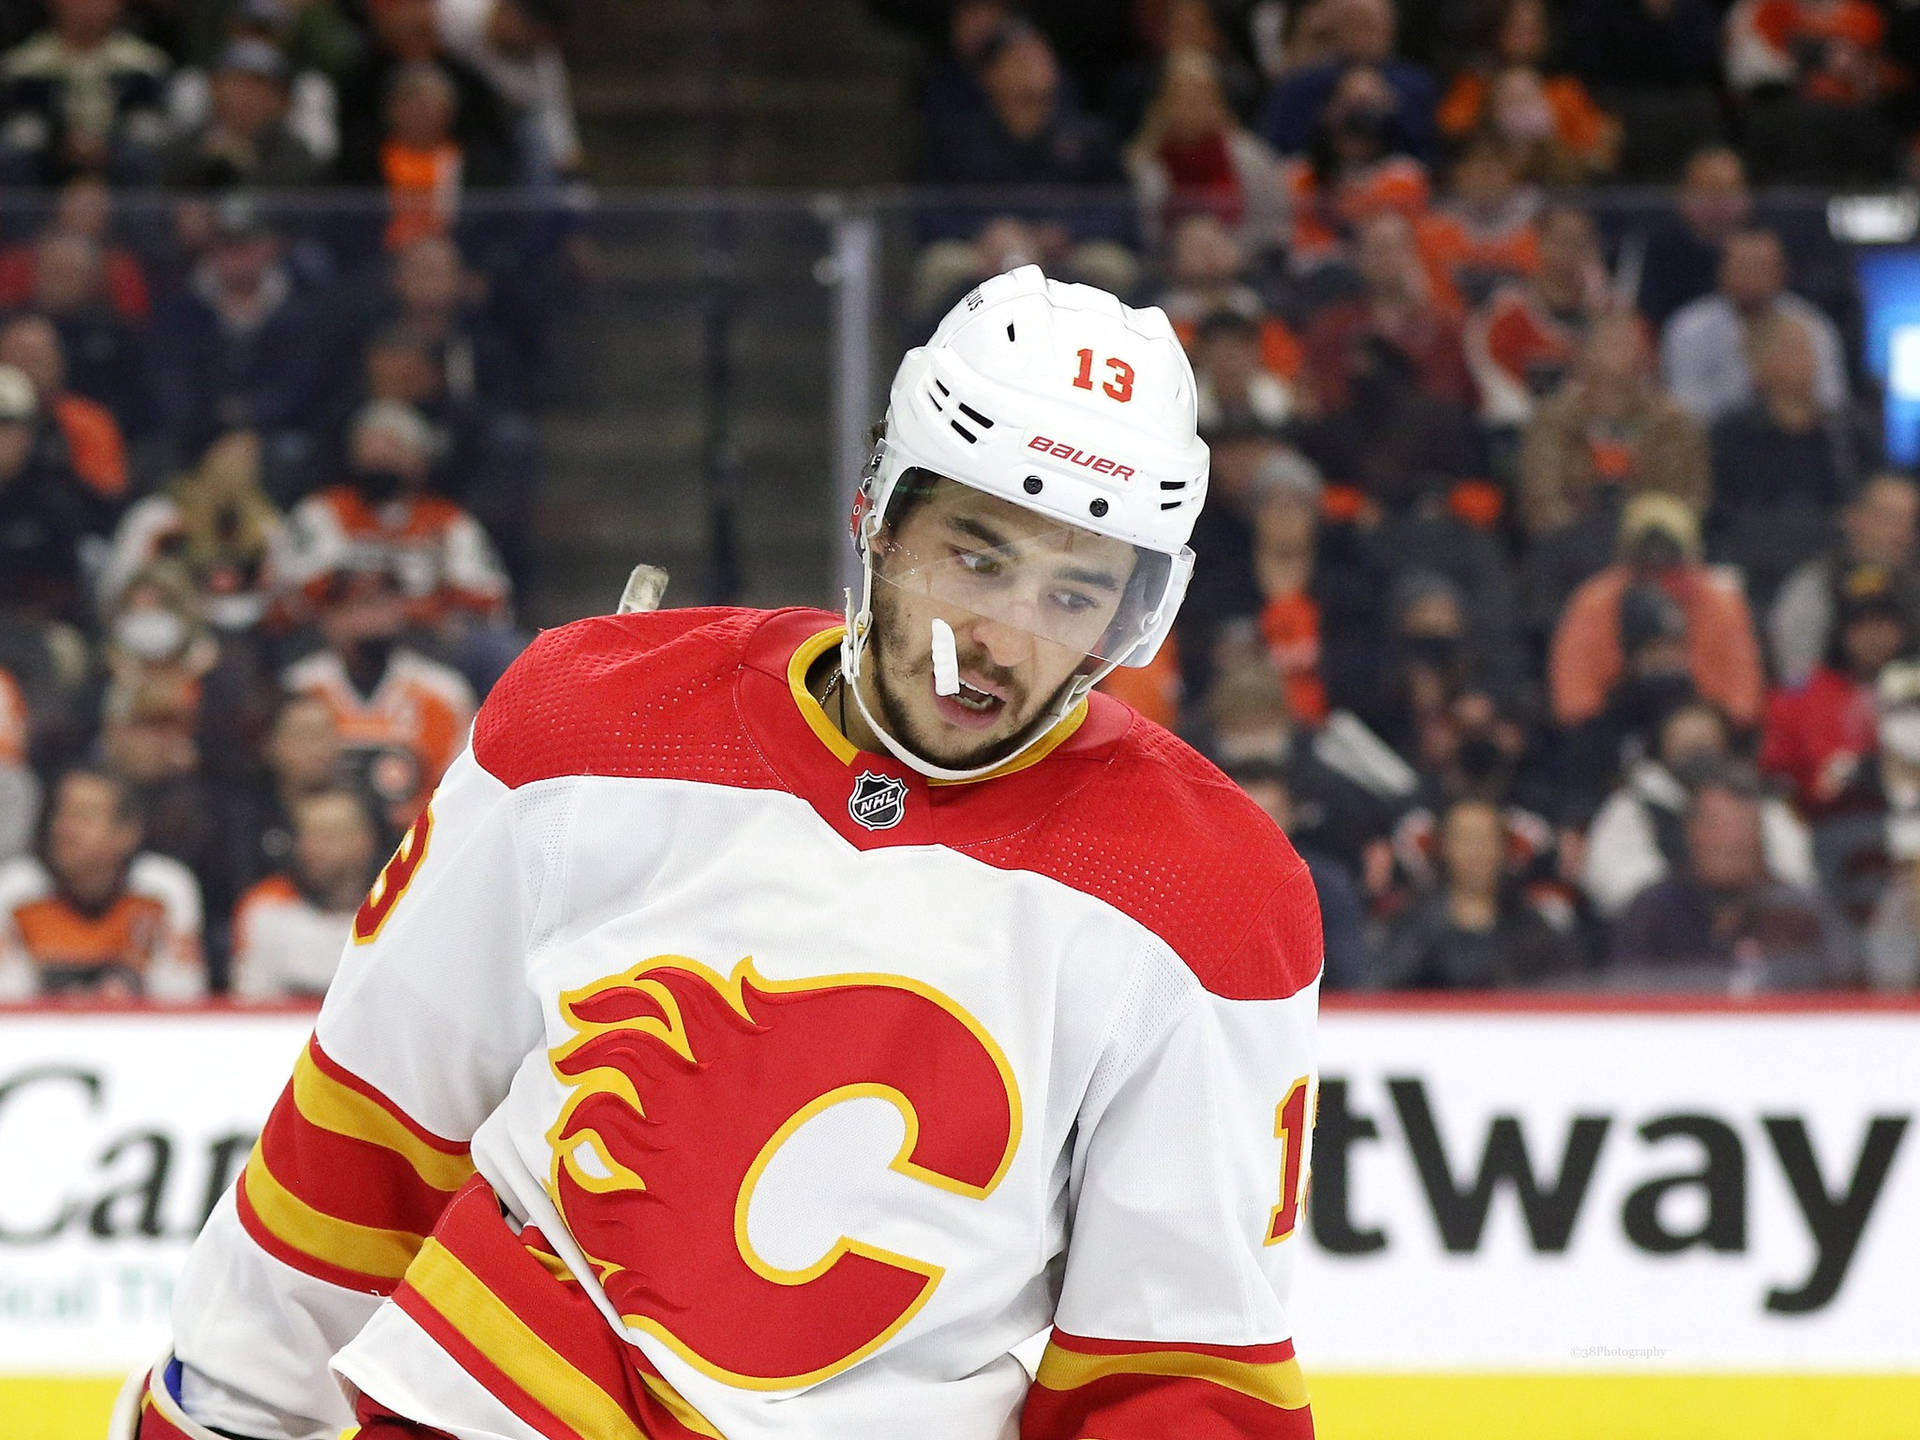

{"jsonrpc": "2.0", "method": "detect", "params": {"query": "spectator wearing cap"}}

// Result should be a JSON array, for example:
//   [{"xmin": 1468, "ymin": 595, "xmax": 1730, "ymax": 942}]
[
  {"xmin": 1661, "ymin": 228, "xmax": 1849, "ymax": 423},
  {"xmin": 433, "ymin": 0, "xmax": 582, "ymax": 183},
  {"xmin": 0, "ymin": 0, "xmax": 171, "ymax": 187},
  {"xmin": 1638, "ymin": 147, "xmax": 1754, "ymax": 329},
  {"xmin": 1761, "ymin": 562, "xmax": 1911, "ymax": 817},
  {"xmin": 1771, "ymin": 473, "xmax": 1920, "ymax": 686},
  {"xmin": 161, "ymin": 37, "xmax": 323, "ymax": 189},
  {"xmin": 281, "ymin": 555, "xmax": 475, "ymax": 829},
  {"xmin": 1519, "ymin": 313, "xmax": 1709, "ymax": 542},
  {"xmin": 1259, "ymin": 0, "xmax": 1438, "ymax": 162},
  {"xmin": 1611, "ymin": 769, "xmax": 1856, "ymax": 988},
  {"xmin": 1350, "ymin": 567, "xmax": 1486, "ymax": 765},
  {"xmin": 168, "ymin": 0, "xmax": 354, "ymax": 166},
  {"xmin": 0, "ymin": 362, "xmax": 104, "ymax": 622},
  {"xmin": 1550, "ymin": 493, "xmax": 1765, "ymax": 732},
  {"xmin": 1125, "ymin": 48, "xmax": 1289, "ymax": 255},
  {"xmin": 1585, "ymin": 699, "xmax": 1815, "ymax": 918},
  {"xmin": 0, "ymin": 312, "xmax": 126, "ymax": 503},
  {"xmin": 230, "ymin": 786, "xmax": 379, "ymax": 1000},
  {"xmin": 0, "ymin": 767, "xmax": 204, "ymax": 1000},
  {"xmin": 280, "ymin": 399, "xmax": 515, "ymax": 686},
  {"xmin": 1381, "ymin": 796, "xmax": 1585, "ymax": 988},
  {"xmin": 1708, "ymin": 317, "xmax": 1877, "ymax": 609},
  {"xmin": 148, "ymin": 198, "xmax": 318, "ymax": 467}
]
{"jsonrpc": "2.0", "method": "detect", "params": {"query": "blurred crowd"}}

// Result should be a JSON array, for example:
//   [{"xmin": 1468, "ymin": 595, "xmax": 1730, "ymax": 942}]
[
  {"xmin": 0, "ymin": 0, "xmax": 587, "ymax": 1002},
  {"xmin": 880, "ymin": 0, "xmax": 1920, "ymax": 992}
]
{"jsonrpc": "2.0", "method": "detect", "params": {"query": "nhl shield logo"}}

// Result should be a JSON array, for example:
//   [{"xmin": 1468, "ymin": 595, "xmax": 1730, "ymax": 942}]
[{"xmin": 848, "ymin": 771, "xmax": 909, "ymax": 831}]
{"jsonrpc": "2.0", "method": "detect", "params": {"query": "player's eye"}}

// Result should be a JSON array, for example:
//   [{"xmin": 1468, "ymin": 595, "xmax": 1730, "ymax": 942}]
[
  {"xmin": 953, "ymin": 547, "xmax": 1003, "ymax": 578},
  {"xmin": 1050, "ymin": 589, "xmax": 1099, "ymax": 615}
]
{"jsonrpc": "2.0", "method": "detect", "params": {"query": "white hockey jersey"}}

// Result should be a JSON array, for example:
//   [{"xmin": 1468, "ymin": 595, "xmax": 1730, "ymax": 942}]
[{"xmin": 152, "ymin": 607, "xmax": 1323, "ymax": 1440}]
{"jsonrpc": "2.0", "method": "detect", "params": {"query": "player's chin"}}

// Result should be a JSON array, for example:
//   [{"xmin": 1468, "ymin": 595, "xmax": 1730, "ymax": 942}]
[{"xmin": 906, "ymin": 698, "xmax": 1029, "ymax": 770}]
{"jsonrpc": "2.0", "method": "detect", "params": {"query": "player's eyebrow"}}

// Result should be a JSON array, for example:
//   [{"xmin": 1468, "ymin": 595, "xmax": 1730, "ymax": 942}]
[{"xmin": 947, "ymin": 514, "xmax": 1124, "ymax": 591}]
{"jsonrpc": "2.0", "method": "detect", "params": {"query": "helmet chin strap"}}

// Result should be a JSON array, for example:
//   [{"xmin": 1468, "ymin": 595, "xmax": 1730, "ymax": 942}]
[{"xmin": 840, "ymin": 579, "xmax": 1119, "ymax": 784}]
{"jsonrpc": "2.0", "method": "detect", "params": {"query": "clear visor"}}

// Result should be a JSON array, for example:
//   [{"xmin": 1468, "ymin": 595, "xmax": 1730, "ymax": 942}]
[{"xmin": 868, "ymin": 471, "xmax": 1185, "ymax": 667}]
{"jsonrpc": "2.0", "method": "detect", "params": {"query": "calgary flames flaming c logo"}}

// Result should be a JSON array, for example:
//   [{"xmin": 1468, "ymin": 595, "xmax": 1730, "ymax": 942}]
[{"xmin": 545, "ymin": 955, "xmax": 1021, "ymax": 1389}]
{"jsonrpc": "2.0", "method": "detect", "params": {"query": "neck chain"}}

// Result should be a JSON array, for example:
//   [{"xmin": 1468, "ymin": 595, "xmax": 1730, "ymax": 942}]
[{"xmin": 818, "ymin": 663, "xmax": 848, "ymax": 733}]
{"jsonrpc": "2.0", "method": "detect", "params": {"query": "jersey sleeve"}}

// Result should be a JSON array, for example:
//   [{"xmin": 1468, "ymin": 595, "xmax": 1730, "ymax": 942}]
[
  {"xmin": 160, "ymin": 738, "xmax": 550, "ymax": 1440},
  {"xmin": 1024, "ymin": 865, "xmax": 1321, "ymax": 1440}
]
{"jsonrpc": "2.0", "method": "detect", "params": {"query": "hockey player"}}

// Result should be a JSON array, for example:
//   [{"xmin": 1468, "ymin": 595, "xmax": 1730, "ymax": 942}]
[{"xmin": 124, "ymin": 266, "xmax": 1322, "ymax": 1440}]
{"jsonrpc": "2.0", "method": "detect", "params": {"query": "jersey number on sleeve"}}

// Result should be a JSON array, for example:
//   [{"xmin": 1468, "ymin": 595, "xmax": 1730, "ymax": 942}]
[
  {"xmin": 1265, "ymin": 1075, "xmax": 1311, "ymax": 1245},
  {"xmin": 354, "ymin": 805, "xmax": 433, "ymax": 944},
  {"xmin": 1072, "ymin": 348, "xmax": 1136, "ymax": 402}
]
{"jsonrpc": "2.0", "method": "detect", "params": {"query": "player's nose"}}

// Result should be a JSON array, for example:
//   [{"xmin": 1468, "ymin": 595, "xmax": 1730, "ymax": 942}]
[{"xmin": 968, "ymin": 614, "xmax": 1033, "ymax": 671}]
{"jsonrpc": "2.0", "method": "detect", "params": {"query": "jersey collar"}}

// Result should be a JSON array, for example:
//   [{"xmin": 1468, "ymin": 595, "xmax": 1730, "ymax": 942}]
[{"xmin": 739, "ymin": 611, "xmax": 1128, "ymax": 849}]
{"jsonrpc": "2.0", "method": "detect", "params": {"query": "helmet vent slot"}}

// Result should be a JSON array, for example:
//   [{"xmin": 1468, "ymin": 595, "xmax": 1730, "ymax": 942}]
[
  {"xmin": 926, "ymin": 385, "xmax": 945, "ymax": 412},
  {"xmin": 1160, "ymin": 500, "xmax": 1184, "ymax": 510},
  {"xmin": 1006, "ymin": 323, "xmax": 1016, "ymax": 341},
  {"xmin": 957, "ymin": 402, "xmax": 995, "ymax": 429},
  {"xmin": 934, "ymin": 379, "xmax": 950, "ymax": 396},
  {"xmin": 950, "ymin": 420, "xmax": 979, "ymax": 443},
  {"xmin": 1159, "ymin": 480, "xmax": 1186, "ymax": 490}
]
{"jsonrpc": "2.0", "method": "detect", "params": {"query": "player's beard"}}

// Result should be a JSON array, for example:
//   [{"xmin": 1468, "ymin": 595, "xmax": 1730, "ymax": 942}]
[{"xmin": 866, "ymin": 586, "xmax": 1073, "ymax": 772}]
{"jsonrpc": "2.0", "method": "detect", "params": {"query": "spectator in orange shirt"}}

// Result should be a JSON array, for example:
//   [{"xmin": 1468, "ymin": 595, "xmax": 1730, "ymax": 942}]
[
  {"xmin": 0, "ymin": 767, "xmax": 204, "ymax": 1000},
  {"xmin": 279, "ymin": 400, "xmax": 516, "ymax": 692},
  {"xmin": 230, "ymin": 786, "xmax": 379, "ymax": 1000},
  {"xmin": 1438, "ymin": 0, "xmax": 1620, "ymax": 182},
  {"xmin": 281, "ymin": 556, "xmax": 476, "ymax": 828},
  {"xmin": 0, "ymin": 312, "xmax": 126, "ymax": 500},
  {"xmin": 1281, "ymin": 64, "xmax": 1430, "ymax": 267},
  {"xmin": 1550, "ymin": 492, "xmax": 1764, "ymax": 732},
  {"xmin": 1419, "ymin": 139, "xmax": 1540, "ymax": 309},
  {"xmin": 1467, "ymin": 204, "xmax": 1611, "ymax": 426}
]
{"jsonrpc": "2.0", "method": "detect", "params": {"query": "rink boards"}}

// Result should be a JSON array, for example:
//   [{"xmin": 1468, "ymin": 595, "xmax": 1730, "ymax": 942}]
[{"xmin": 0, "ymin": 997, "xmax": 1916, "ymax": 1438}]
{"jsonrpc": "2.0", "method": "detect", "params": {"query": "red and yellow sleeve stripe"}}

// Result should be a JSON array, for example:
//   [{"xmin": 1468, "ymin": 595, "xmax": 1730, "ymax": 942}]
[
  {"xmin": 1022, "ymin": 1329, "xmax": 1313, "ymax": 1440},
  {"xmin": 235, "ymin": 1037, "xmax": 475, "ymax": 1293},
  {"xmin": 391, "ymin": 1177, "xmax": 720, "ymax": 1440}
]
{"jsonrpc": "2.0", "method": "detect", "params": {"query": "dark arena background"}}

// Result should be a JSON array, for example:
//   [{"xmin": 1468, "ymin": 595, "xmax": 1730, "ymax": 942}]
[{"xmin": 0, "ymin": 1, "xmax": 1916, "ymax": 1436}]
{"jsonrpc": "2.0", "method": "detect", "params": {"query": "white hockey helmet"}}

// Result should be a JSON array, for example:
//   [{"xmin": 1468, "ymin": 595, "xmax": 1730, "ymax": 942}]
[{"xmin": 843, "ymin": 265, "xmax": 1210, "ymax": 780}]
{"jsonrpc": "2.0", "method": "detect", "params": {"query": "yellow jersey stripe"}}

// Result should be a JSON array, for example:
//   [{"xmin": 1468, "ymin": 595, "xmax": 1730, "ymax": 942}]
[
  {"xmin": 407, "ymin": 1237, "xmax": 651, "ymax": 1440},
  {"xmin": 292, "ymin": 1047, "xmax": 475, "ymax": 1193},
  {"xmin": 1033, "ymin": 1342, "xmax": 1311, "ymax": 1411},
  {"xmin": 242, "ymin": 1148, "xmax": 425, "ymax": 1281}
]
